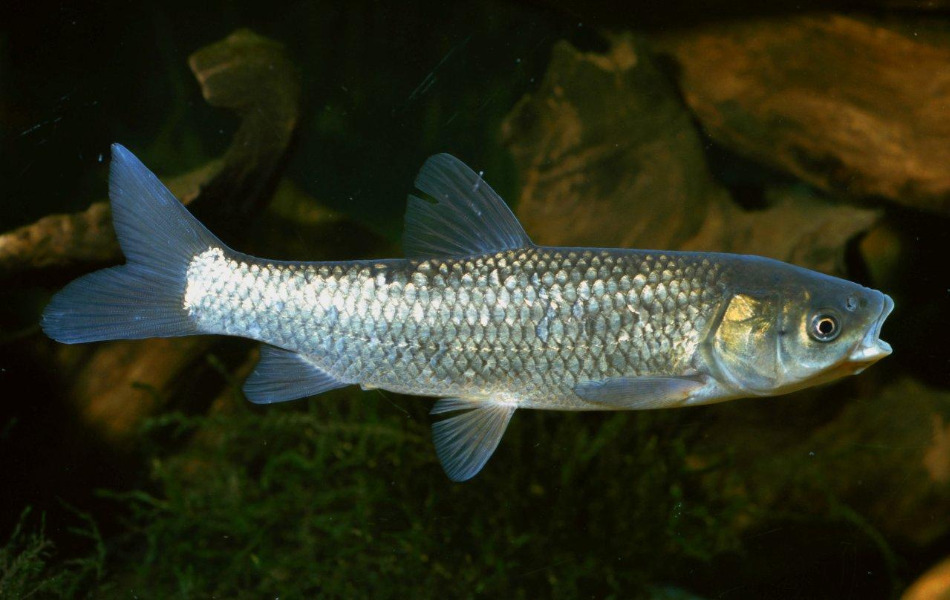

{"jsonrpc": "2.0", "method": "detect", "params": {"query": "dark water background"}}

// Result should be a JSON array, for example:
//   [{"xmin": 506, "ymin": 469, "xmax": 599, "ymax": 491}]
[{"xmin": 2, "ymin": 1, "xmax": 949, "ymax": 598}]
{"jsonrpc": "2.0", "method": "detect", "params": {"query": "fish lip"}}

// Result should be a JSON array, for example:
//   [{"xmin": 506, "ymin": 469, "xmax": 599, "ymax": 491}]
[{"xmin": 849, "ymin": 293, "xmax": 894, "ymax": 366}]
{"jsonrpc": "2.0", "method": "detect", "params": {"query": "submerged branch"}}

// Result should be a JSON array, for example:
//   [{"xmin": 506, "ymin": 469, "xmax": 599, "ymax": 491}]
[
  {"xmin": 29, "ymin": 30, "xmax": 302, "ymax": 445},
  {"xmin": 0, "ymin": 29, "xmax": 300, "ymax": 282}
]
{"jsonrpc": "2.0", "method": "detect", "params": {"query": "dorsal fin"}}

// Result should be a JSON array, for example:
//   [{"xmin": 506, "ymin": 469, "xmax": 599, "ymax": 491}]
[{"xmin": 402, "ymin": 154, "xmax": 533, "ymax": 259}]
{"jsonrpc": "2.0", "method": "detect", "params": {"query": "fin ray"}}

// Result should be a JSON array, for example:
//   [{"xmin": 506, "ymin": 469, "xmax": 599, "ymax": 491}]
[
  {"xmin": 574, "ymin": 376, "xmax": 704, "ymax": 410},
  {"xmin": 42, "ymin": 144, "xmax": 223, "ymax": 343},
  {"xmin": 403, "ymin": 154, "xmax": 532, "ymax": 258},
  {"xmin": 430, "ymin": 398, "xmax": 515, "ymax": 482},
  {"xmin": 244, "ymin": 346, "xmax": 348, "ymax": 404}
]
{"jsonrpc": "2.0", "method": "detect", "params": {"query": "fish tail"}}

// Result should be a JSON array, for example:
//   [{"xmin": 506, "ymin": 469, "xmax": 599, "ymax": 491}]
[{"xmin": 42, "ymin": 144, "xmax": 224, "ymax": 344}]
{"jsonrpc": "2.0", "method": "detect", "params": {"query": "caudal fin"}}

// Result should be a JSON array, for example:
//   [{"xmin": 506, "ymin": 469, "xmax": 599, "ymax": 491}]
[{"xmin": 42, "ymin": 144, "xmax": 224, "ymax": 343}]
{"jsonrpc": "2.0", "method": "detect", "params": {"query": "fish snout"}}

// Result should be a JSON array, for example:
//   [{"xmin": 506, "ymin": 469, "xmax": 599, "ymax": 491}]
[{"xmin": 849, "ymin": 292, "xmax": 893, "ymax": 367}]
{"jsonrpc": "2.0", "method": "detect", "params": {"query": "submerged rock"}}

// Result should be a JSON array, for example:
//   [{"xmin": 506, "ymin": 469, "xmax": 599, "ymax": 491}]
[
  {"xmin": 903, "ymin": 556, "xmax": 950, "ymax": 600},
  {"xmin": 705, "ymin": 377, "xmax": 950, "ymax": 547}
]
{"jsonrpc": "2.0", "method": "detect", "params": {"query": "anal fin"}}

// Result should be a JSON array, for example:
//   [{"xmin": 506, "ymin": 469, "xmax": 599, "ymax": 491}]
[
  {"xmin": 430, "ymin": 398, "xmax": 516, "ymax": 482},
  {"xmin": 244, "ymin": 345, "xmax": 347, "ymax": 404},
  {"xmin": 574, "ymin": 376, "xmax": 705, "ymax": 410}
]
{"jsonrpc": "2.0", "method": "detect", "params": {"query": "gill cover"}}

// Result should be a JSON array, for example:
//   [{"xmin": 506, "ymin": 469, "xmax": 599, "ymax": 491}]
[{"xmin": 709, "ymin": 292, "xmax": 782, "ymax": 394}]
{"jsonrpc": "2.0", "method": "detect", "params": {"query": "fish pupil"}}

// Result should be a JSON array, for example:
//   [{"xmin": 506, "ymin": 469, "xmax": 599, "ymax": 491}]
[{"xmin": 810, "ymin": 313, "xmax": 840, "ymax": 342}]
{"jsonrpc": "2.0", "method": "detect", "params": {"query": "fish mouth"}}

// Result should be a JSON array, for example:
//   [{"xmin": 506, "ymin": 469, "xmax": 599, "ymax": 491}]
[{"xmin": 849, "ymin": 293, "xmax": 894, "ymax": 369}]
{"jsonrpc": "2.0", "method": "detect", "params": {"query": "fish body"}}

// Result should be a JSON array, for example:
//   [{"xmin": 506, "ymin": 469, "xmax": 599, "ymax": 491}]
[{"xmin": 43, "ymin": 146, "xmax": 894, "ymax": 481}]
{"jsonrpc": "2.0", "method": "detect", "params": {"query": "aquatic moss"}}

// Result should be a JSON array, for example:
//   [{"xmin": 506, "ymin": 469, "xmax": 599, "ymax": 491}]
[
  {"xmin": 85, "ymin": 385, "xmax": 746, "ymax": 598},
  {"xmin": 0, "ymin": 368, "xmax": 748, "ymax": 598},
  {"xmin": 0, "ymin": 507, "xmax": 106, "ymax": 599}
]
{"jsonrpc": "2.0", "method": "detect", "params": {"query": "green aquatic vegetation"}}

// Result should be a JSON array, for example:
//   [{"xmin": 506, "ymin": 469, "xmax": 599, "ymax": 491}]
[
  {"xmin": 86, "ymin": 389, "xmax": 746, "ymax": 598},
  {"xmin": 0, "ymin": 373, "xmax": 749, "ymax": 598},
  {"xmin": 0, "ymin": 508, "xmax": 57, "ymax": 599},
  {"xmin": 0, "ymin": 507, "xmax": 106, "ymax": 600}
]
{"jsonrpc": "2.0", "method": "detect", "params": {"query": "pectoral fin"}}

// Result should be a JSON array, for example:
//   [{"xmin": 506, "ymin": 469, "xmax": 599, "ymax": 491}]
[
  {"xmin": 574, "ymin": 376, "xmax": 705, "ymax": 410},
  {"xmin": 430, "ymin": 398, "xmax": 516, "ymax": 482}
]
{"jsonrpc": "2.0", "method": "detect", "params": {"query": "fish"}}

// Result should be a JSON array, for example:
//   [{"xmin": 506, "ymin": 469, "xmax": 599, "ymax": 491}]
[{"xmin": 42, "ymin": 145, "xmax": 894, "ymax": 481}]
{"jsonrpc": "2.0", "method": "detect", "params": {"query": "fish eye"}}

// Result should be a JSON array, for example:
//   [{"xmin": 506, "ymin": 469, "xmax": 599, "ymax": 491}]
[{"xmin": 809, "ymin": 313, "xmax": 840, "ymax": 342}]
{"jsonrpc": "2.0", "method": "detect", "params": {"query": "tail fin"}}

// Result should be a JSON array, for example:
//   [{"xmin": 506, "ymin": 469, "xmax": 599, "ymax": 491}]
[{"xmin": 42, "ymin": 144, "xmax": 225, "ymax": 343}]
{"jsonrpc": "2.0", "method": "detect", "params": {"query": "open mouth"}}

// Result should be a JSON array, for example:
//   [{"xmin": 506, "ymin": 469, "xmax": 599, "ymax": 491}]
[{"xmin": 849, "ymin": 293, "xmax": 894, "ymax": 366}]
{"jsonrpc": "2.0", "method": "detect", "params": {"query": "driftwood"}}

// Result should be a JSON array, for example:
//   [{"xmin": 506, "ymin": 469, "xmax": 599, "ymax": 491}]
[
  {"xmin": 533, "ymin": 0, "xmax": 950, "ymax": 32},
  {"xmin": 650, "ymin": 15, "xmax": 950, "ymax": 215},
  {"xmin": 501, "ymin": 35, "xmax": 880, "ymax": 274},
  {"xmin": 0, "ymin": 30, "xmax": 299, "ymax": 282},
  {"xmin": 679, "ymin": 186, "xmax": 879, "ymax": 276},
  {"xmin": 502, "ymin": 36, "xmax": 717, "ymax": 253},
  {"xmin": 0, "ymin": 158, "xmax": 218, "ymax": 282}
]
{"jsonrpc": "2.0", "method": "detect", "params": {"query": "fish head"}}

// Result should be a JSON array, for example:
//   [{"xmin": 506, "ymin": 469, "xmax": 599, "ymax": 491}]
[{"xmin": 708, "ymin": 259, "xmax": 893, "ymax": 397}]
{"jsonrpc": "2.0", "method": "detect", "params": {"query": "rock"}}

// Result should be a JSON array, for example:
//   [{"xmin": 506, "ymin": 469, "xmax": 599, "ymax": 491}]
[
  {"xmin": 695, "ymin": 377, "xmax": 950, "ymax": 548},
  {"xmin": 651, "ymin": 15, "xmax": 950, "ymax": 215}
]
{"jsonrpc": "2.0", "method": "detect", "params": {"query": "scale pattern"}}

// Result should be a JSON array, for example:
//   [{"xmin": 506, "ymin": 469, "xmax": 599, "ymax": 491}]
[{"xmin": 184, "ymin": 246, "xmax": 730, "ymax": 409}]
